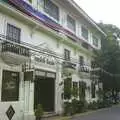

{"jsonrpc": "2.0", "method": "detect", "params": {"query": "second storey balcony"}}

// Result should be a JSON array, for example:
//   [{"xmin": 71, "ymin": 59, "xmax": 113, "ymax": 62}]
[
  {"xmin": 1, "ymin": 42, "xmax": 30, "ymax": 65},
  {"xmin": 78, "ymin": 64, "xmax": 91, "ymax": 79},
  {"xmin": 62, "ymin": 61, "xmax": 76, "ymax": 74},
  {"xmin": 79, "ymin": 64, "xmax": 91, "ymax": 73}
]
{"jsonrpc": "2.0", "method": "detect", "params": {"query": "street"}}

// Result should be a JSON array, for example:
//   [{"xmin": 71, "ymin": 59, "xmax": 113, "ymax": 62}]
[{"xmin": 72, "ymin": 106, "xmax": 120, "ymax": 120}]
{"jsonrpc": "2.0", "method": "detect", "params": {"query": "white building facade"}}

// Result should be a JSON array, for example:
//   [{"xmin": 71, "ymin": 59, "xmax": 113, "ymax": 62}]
[{"xmin": 0, "ymin": 0, "xmax": 105, "ymax": 120}]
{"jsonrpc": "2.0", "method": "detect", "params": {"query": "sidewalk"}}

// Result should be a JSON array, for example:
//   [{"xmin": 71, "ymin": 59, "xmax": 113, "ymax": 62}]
[{"xmin": 42, "ymin": 104, "xmax": 120, "ymax": 120}]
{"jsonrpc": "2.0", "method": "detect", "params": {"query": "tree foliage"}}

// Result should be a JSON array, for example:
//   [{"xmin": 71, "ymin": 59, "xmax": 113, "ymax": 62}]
[{"xmin": 95, "ymin": 23, "xmax": 120, "ymax": 102}]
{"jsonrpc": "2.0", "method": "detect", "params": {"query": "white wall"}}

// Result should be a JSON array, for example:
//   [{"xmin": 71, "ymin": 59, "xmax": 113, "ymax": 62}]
[{"xmin": 0, "ymin": 1, "xmax": 99, "ymax": 117}]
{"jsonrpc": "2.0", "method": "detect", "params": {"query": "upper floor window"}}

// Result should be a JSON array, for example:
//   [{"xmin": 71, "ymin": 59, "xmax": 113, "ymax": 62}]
[
  {"xmin": 7, "ymin": 24, "xmax": 21, "ymax": 43},
  {"xmin": 79, "ymin": 56, "xmax": 84, "ymax": 65},
  {"xmin": 93, "ymin": 35, "xmax": 99, "ymax": 47},
  {"xmin": 81, "ymin": 26, "xmax": 88, "ymax": 40},
  {"xmin": 64, "ymin": 49, "xmax": 70, "ymax": 61},
  {"xmin": 67, "ymin": 15, "xmax": 76, "ymax": 32},
  {"xmin": 44, "ymin": 0, "xmax": 59, "ymax": 21}
]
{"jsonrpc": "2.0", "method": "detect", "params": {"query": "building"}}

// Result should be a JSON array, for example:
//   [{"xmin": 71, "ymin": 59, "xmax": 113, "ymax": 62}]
[{"xmin": 0, "ymin": 0, "xmax": 105, "ymax": 119}]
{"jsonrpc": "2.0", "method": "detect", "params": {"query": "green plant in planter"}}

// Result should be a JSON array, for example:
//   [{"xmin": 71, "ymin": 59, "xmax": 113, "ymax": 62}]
[{"xmin": 34, "ymin": 104, "xmax": 44, "ymax": 120}]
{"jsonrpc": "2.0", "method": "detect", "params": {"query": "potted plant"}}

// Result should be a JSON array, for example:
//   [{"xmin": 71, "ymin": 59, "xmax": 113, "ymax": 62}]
[{"xmin": 34, "ymin": 104, "xmax": 44, "ymax": 120}]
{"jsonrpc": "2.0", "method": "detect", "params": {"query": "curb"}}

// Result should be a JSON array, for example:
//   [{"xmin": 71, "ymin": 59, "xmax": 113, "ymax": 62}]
[{"xmin": 51, "ymin": 104, "xmax": 120, "ymax": 120}]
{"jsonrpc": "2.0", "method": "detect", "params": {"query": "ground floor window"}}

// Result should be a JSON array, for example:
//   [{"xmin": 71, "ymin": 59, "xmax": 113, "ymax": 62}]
[
  {"xmin": 79, "ymin": 81, "xmax": 86, "ymax": 101},
  {"xmin": 72, "ymin": 82, "xmax": 78, "ymax": 98},
  {"xmin": 1, "ymin": 70, "xmax": 19, "ymax": 101},
  {"xmin": 91, "ymin": 82, "xmax": 96, "ymax": 98},
  {"xmin": 64, "ymin": 77, "xmax": 72, "ymax": 100}
]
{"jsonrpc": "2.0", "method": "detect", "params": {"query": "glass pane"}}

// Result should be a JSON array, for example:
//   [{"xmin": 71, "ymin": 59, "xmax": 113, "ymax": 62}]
[
  {"xmin": 67, "ymin": 15, "xmax": 76, "ymax": 32},
  {"xmin": 81, "ymin": 26, "xmax": 88, "ymax": 40},
  {"xmin": 1, "ymin": 70, "xmax": 19, "ymax": 101},
  {"xmin": 93, "ymin": 35, "xmax": 99, "ymax": 47},
  {"xmin": 44, "ymin": 0, "xmax": 59, "ymax": 21},
  {"xmin": 7, "ymin": 24, "xmax": 21, "ymax": 43}
]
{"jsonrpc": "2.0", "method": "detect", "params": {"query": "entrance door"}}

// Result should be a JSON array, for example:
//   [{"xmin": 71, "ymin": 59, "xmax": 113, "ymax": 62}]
[{"xmin": 34, "ymin": 77, "xmax": 55, "ymax": 112}]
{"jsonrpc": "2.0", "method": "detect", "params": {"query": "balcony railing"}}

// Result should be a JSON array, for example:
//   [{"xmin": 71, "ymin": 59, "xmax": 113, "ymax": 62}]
[
  {"xmin": 79, "ymin": 64, "xmax": 91, "ymax": 73},
  {"xmin": 2, "ymin": 42, "xmax": 30, "ymax": 57},
  {"xmin": 63, "ymin": 61, "xmax": 76, "ymax": 70}
]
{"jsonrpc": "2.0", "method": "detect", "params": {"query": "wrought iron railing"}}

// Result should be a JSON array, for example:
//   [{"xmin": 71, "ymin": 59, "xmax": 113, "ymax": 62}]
[
  {"xmin": 79, "ymin": 64, "xmax": 91, "ymax": 73},
  {"xmin": 63, "ymin": 61, "xmax": 76, "ymax": 70},
  {"xmin": 2, "ymin": 42, "xmax": 30, "ymax": 57}
]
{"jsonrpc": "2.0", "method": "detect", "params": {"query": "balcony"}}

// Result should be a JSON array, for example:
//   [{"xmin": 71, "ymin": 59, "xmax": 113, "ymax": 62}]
[
  {"xmin": 1, "ymin": 42, "xmax": 30, "ymax": 65},
  {"xmin": 62, "ymin": 61, "xmax": 76, "ymax": 75},
  {"xmin": 79, "ymin": 64, "xmax": 91, "ymax": 73},
  {"xmin": 90, "ymin": 68, "xmax": 100, "ymax": 80},
  {"xmin": 79, "ymin": 64, "xmax": 91, "ymax": 79}
]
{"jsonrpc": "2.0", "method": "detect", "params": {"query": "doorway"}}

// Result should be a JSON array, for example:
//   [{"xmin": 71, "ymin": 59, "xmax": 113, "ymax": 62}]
[{"xmin": 34, "ymin": 77, "xmax": 55, "ymax": 112}]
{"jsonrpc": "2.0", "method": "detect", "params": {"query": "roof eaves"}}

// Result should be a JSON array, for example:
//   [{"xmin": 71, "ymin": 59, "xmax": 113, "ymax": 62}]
[{"xmin": 66, "ymin": 0, "xmax": 107, "ymax": 36}]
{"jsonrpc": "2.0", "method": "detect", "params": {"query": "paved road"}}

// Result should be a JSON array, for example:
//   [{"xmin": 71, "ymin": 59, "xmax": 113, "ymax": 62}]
[{"xmin": 72, "ymin": 106, "xmax": 120, "ymax": 120}]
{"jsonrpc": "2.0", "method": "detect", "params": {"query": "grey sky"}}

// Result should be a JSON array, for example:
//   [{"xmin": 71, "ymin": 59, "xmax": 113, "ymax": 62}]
[{"xmin": 74, "ymin": 0, "xmax": 120, "ymax": 28}]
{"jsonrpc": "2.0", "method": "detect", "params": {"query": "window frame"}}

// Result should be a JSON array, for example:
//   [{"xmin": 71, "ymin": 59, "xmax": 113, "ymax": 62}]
[
  {"xmin": 6, "ymin": 23, "xmax": 21, "ymax": 43},
  {"xmin": 64, "ymin": 77, "xmax": 72, "ymax": 100},
  {"xmin": 81, "ymin": 26, "xmax": 89, "ymax": 40},
  {"xmin": 93, "ymin": 35, "xmax": 99, "ymax": 47},
  {"xmin": 1, "ymin": 70, "xmax": 20, "ymax": 101},
  {"xmin": 67, "ymin": 15, "xmax": 76, "ymax": 32},
  {"xmin": 64, "ymin": 49, "xmax": 71, "ymax": 61},
  {"xmin": 72, "ymin": 81, "xmax": 78, "ymax": 97},
  {"xmin": 91, "ymin": 82, "xmax": 96, "ymax": 98},
  {"xmin": 79, "ymin": 56, "xmax": 84, "ymax": 66},
  {"xmin": 44, "ymin": 0, "xmax": 59, "ymax": 21}
]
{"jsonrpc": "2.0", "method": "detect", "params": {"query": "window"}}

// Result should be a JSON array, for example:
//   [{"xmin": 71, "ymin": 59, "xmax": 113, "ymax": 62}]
[
  {"xmin": 79, "ymin": 81, "xmax": 86, "ymax": 100},
  {"xmin": 81, "ymin": 26, "xmax": 88, "ymax": 40},
  {"xmin": 79, "ymin": 56, "xmax": 84, "ymax": 65},
  {"xmin": 37, "ymin": 0, "xmax": 43, "ymax": 9},
  {"xmin": 44, "ymin": 0, "xmax": 59, "ymax": 21},
  {"xmin": 93, "ymin": 35, "xmax": 99, "ymax": 47},
  {"xmin": 73, "ymin": 82, "xmax": 78, "ymax": 97},
  {"xmin": 7, "ymin": 24, "xmax": 21, "ymax": 43},
  {"xmin": 64, "ymin": 49, "xmax": 70, "ymax": 61},
  {"xmin": 91, "ymin": 82, "xmax": 96, "ymax": 98},
  {"xmin": 64, "ymin": 78, "xmax": 72, "ymax": 99},
  {"xmin": 1, "ymin": 70, "xmax": 19, "ymax": 101},
  {"xmin": 67, "ymin": 15, "xmax": 76, "ymax": 32}
]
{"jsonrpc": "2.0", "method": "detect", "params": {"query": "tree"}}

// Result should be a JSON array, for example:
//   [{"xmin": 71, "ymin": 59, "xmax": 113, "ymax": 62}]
[{"xmin": 94, "ymin": 23, "xmax": 120, "ymax": 103}]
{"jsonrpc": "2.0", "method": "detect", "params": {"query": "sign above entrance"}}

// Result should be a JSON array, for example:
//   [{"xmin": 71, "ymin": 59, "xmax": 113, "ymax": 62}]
[
  {"xmin": 34, "ymin": 54, "xmax": 55, "ymax": 66},
  {"xmin": 35, "ymin": 70, "xmax": 56, "ymax": 78},
  {"xmin": 46, "ymin": 72, "xmax": 56, "ymax": 78},
  {"xmin": 35, "ymin": 70, "xmax": 46, "ymax": 77}
]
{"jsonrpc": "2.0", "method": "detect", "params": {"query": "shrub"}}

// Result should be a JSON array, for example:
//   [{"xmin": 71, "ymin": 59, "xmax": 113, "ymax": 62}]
[
  {"xmin": 64, "ymin": 99, "xmax": 88, "ymax": 115},
  {"xmin": 64, "ymin": 101, "xmax": 73, "ymax": 116},
  {"xmin": 76, "ymin": 100, "xmax": 88, "ymax": 113},
  {"xmin": 88, "ymin": 101, "xmax": 98, "ymax": 110},
  {"xmin": 34, "ymin": 104, "xmax": 44, "ymax": 118}
]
